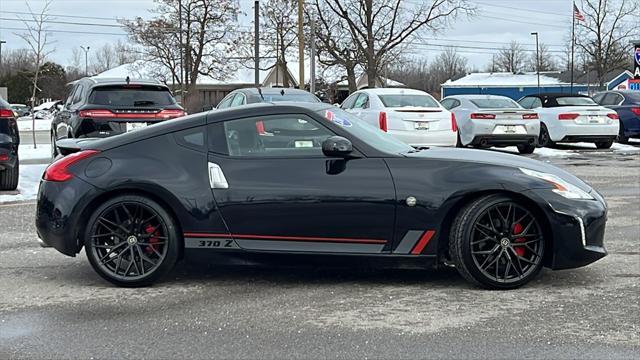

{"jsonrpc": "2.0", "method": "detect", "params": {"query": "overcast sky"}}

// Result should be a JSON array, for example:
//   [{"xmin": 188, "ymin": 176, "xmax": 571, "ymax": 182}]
[{"xmin": 0, "ymin": 0, "xmax": 584, "ymax": 71}]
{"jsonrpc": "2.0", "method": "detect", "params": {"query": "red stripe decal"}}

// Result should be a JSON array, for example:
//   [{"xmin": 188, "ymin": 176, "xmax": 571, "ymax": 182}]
[
  {"xmin": 410, "ymin": 230, "xmax": 435, "ymax": 255},
  {"xmin": 183, "ymin": 232, "xmax": 386, "ymax": 244}
]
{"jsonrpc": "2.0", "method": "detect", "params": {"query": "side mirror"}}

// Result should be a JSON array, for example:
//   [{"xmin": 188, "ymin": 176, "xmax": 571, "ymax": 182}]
[{"xmin": 322, "ymin": 136, "xmax": 353, "ymax": 157}]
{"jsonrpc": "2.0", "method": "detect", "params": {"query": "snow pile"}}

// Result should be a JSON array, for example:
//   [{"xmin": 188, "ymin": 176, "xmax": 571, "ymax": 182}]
[
  {"xmin": 18, "ymin": 144, "xmax": 51, "ymax": 161},
  {"xmin": 17, "ymin": 116, "xmax": 53, "ymax": 132},
  {"xmin": 0, "ymin": 164, "xmax": 47, "ymax": 203}
]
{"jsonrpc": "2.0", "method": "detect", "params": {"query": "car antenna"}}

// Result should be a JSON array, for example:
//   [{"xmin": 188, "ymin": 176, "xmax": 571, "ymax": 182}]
[{"xmin": 257, "ymin": 86, "xmax": 264, "ymax": 101}]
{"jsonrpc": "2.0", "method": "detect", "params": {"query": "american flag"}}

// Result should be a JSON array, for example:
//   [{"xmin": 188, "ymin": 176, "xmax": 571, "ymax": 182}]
[{"xmin": 573, "ymin": 3, "xmax": 585, "ymax": 21}]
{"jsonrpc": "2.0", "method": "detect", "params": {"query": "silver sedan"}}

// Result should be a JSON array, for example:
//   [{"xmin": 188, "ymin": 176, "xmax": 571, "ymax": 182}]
[{"xmin": 441, "ymin": 95, "xmax": 541, "ymax": 154}]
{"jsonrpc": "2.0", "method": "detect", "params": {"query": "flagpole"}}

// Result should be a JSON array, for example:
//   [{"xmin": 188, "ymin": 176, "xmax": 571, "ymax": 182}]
[{"xmin": 571, "ymin": 1, "xmax": 575, "ymax": 93}]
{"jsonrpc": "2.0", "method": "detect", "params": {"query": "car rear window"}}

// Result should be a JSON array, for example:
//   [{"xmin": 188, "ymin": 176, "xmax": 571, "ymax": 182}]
[
  {"xmin": 556, "ymin": 97, "xmax": 597, "ymax": 106},
  {"xmin": 470, "ymin": 98, "xmax": 520, "ymax": 109},
  {"xmin": 377, "ymin": 94, "xmax": 439, "ymax": 108},
  {"xmin": 261, "ymin": 93, "xmax": 320, "ymax": 103},
  {"xmin": 88, "ymin": 85, "xmax": 177, "ymax": 107}
]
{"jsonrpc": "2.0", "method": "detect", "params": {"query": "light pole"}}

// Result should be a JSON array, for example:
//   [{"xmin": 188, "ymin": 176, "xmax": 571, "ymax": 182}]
[
  {"xmin": 80, "ymin": 46, "xmax": 90, "ymax": 76},
  {"xmin": 531, "ymin": 32, "xmax": 540, "ymax": 95},
  {"xmin": 0, "ymin": 40, "xmax": 6, "ymax": 72}
]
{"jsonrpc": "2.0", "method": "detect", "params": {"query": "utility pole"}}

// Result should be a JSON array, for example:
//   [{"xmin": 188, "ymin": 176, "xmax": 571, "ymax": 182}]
[
  {"xmin": 531, "ymin": 32, "xmax": 540, "ymax": 95},
  {"xmin": 0, "ymin": 40, "xmax": 6, "ymax": 72},
  {"xmin": 297, "ymin": 0, "xmax": 304, "ymax": 89},
  {"xmin": 80, "ymin": 46, "xmax": 90, "ymax": 76},
  {"xmin": 309, "ymin": 14, "xmax": 316, "ymax": 93},
  {"xmin": 254, "ymin": 0, "xmax": 260, "ymax": 86},
  {"xmin": 178, "ymin": 0, "xmax": 184, "ymax": 106}
]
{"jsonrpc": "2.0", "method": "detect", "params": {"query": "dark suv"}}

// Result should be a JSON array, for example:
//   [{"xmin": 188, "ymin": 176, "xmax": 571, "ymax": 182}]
[
  {"xmin": 0, "ymin": 96, "xmax": 20, "ymax": 190},
  {"xmin": 52, "ymin": 77, "xmax": 185, "ymax": 157}
]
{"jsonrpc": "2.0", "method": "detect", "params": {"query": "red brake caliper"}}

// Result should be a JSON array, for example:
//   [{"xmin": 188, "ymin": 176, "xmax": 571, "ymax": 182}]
[
  {"xmin": 512, "ymin": 223, "xmax": 526, "ymax": 257},
  {"xmin": 144, "ymin": 224, "xmax": 160, "ymax": 254}
]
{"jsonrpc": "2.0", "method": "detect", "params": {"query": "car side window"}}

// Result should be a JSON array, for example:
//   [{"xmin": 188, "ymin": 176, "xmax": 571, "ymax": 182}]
[
  {"xmin": 231, "ymin": 93, "xmax": 245, "ymax": 107},
  {"xmin": 217, "ymin": 94, "xmax": 235, "ymax": 109},
  {"xmin": 604, "ymin": 93, "xmax": 623, "ymax": 105},
  {"xmin": 341, "ymin": 94, "xmax": 358, "ymax": 109},
  {"xmin": 441, "ymin": 98, "xmax": 459, "ymax": 110},
  {"xmin": 353, "ymin": 94, "xmax": 369, "ymax": 109},
  {"xmin": 174, "ymin": 126, "xmax": 206, "ymax": 152},
  {"xmin": 72, "ymin": 84, "xmax": 85, "ymax": 105},
  {"xmin": 529, "ymin": 97, "xmax": 542, "ymax": 109},
  {"xmin": 65, "ymin": 85, "xmax": 79, "ymax": 107},
  {"xmin": 222, "ymin": 115, "xmax": 335, "ymax": 157},
  {"xmin": 592, "ymin": 93, "xmax": 605, "ymax": 104}
]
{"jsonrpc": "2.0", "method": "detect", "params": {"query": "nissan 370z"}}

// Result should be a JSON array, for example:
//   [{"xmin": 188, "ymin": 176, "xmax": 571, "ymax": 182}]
[{"xmin": 35, "ymin": 103, "xmax": 608, "ymax": 289}]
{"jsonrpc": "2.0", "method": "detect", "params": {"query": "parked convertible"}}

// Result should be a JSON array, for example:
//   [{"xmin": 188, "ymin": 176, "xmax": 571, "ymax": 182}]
[
  {"xmin": 518, "ymin": 93, "xmax": 619, "ymax": 148},
  {"xmin": 441, "ymin": 95, "xmax": 539, "ymax": 154},
  {"xmin": 36, "ymin": 103, "xmax": 608, "ymax": 289}
]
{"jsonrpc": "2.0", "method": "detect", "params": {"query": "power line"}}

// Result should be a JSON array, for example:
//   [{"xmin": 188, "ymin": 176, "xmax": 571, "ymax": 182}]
[{"xmin": 0, "ymin": 26, "xmax": 127, "ymax": 36}]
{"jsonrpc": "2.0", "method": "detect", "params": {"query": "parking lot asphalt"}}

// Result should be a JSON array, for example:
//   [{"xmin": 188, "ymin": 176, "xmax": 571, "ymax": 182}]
[{"xmin": 0, "ymin": 145, "xmax": 639, "ymax": 359}]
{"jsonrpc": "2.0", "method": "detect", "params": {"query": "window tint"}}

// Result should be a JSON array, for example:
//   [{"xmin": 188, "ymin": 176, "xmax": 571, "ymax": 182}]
[
  {"xmin": 65, "ymin": 85, "xmax": 79, "ymax": 106},
  {"xmin": 231, "ymin": 94, "xmax": 245, "ymax": 107},
  {"xmin": 88, "ymin": 86, "xmax": 176, "ymax": 106},
  {"xmin": 592, "ymin": 93, "xmax": 605, "ymax": 104},
  {"xmin": 353, "ymin": 94, "xmax": 369, "ymax": 109},
  {"xmin": 223, "ymin": 115, "xmax": 334, "ymax": 157},
  {"xmin": 341, "ymin": 94, "xmax": 358, "ymax": 109},
  {"xmin": 378, "ymin": 94, "xmax": 440, "ymax": 108},
  {"xmin": 440, "ymin": 98, "xmax": 455, "ymax": 110},
  {"xmin": 217, "ymin": 94, "xmax": 234, "ymax": 109},
  {"xmin": 470, "ymin": 98, "xmax": 520, "ymax": 109},
  {"xmin": 174, "ymin": 126, "xmax": 205, "ymax": 152},
  {"xmin": 72, "ymin": 84, "xmax": 85, "ymax": 105}
]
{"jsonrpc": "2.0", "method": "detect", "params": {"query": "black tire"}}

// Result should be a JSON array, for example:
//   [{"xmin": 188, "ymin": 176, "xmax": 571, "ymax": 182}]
[
  {"xmin": 84, "ymin": 195, "xmax": 180, "ymax": 287},
  {"xmin": 456, "ymin": 131, "xmax": 464, "ymax": 148},
  {"xmin": 537, "ymin": 123, "xmax": 554, "ymax": 148},
  {"xmin": 618, "ymin": 125, "xmax": 629, "ymax": 144},
  {"xmin": 0, "ymin": 157, "xmax": 19, "ymax": 191},
  {"xmin": 517, "ymin": 143, "xmax": 536, "ymax": 154},
  {"xmin": 595, "ymin": 140, "xmax": 613, "ymax": 149},
  {"xmin": 449, "ymin": 194, "xmax": 545, "ymax": 289}
]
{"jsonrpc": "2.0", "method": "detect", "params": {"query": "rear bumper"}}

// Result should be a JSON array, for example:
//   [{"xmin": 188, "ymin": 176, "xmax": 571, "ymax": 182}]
[
  {"xmin": 471, "ymin": 135, "xmax": 537, "ymax": 147},
  {"xmin": 389, "ymin": 129, "xmax": 457, "ymax": 147},
  {"xmin": 525, "ymin": 188, "xmax": 608, "ymax": 270},
  {"xmin": 35, "ymin": 177, "xmax": 101, "ymax": 256},
  {"xmin": 547, "ymin": 121, "xmax": 619, "ymax": 142},
  {"xmin": 560, "ymin": 135, "xmax": 617, "ymax": 143}
]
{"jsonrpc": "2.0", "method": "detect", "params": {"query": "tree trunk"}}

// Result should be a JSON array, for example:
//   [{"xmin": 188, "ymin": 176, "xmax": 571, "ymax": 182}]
[
  {"xmin": 30, "ymin": 65, "xmax": 40, "ymax": 149},
  {"xmin": 346, "ymin": 65, "xmax": 357, "ymax": 93}
]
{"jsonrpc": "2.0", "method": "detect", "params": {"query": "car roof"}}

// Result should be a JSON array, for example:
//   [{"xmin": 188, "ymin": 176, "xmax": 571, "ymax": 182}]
[
  {"xmin": 446, "ymin": 94, "xmax": 513, "ymax": 100},
  {"xmin": 237, "ymin": 87, "xmax": 313, "ymax": 95},
  {"xmin": 360, "ymin": 88, "xmax": 424, "ymax": 95},
  {"xmin": 524, "ymin": 93, "xmax": 590, "ymax": 98},
  {"xmin": 79, "ymin": 77, "xmax": 168, "ymax": 88}
]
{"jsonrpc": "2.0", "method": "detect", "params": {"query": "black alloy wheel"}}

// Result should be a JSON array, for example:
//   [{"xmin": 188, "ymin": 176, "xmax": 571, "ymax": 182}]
[
  {"xmin": 618, "ymin": 124, "xmax": 629, "ymax": 144},
  {"xmin": 537, "ymin": 124, "xmax": 554, "ymax": 148},
  {"xmin": 85, "ymin": 195, "xmax": 179, "ymax": 287},
  {"xmin": 450, "ymin": 194, "xmax": 545, "ymax": 289}
]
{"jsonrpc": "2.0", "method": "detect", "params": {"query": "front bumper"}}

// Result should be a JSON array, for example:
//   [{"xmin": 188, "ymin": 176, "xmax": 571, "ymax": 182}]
[
  {"xmin": 525, "ymin": 188, "xmax": 607, "ymax": 270},
  {"xmin": 35, "ymin": 177, "xmax": 101, "ymax": 256}
]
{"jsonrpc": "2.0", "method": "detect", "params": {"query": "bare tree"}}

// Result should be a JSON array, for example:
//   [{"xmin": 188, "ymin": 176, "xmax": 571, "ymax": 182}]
[
  {"xmin": 320, "ymin": 0, "xmax": 473, "ymax": 88},
  {"xmin": 526, "ymin": 43, "xmax": 558, "ymax": 72},
  {"xmin": 92, "ymin": 43, "xmax": 118, "ymax": 74},
  {"xmin": 495, "ymin": 41, "xmax": 526, "ymax": 73},
  {"xmin": 15, "ymin": 0, "xmax": 55, "ymax": 148},
  {"xmin": 260, "ymin": 0, "xmax": 298, "ymax": 87},
  {"xmin": 576, "ymin": 0, "xmax": 636, "ymax": 86},
  {"xmin": 122, "ymin": 0, "xmax": 240, "ymax": 111}
]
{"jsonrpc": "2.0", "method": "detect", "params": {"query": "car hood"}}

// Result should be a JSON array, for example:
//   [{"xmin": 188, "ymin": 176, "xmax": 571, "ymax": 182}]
[{"xmin": 406, "ymin": 147, "xmax": 592, "ymax": 192}]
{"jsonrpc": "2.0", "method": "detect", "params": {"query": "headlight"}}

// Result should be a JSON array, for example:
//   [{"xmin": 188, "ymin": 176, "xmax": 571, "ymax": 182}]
[{"xmin": 519, "ymin": 168, "xmax": 593, "ymax": 200}]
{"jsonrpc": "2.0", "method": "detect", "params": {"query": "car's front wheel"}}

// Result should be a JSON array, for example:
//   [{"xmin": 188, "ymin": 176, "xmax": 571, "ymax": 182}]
[
  {"xmin": 0, "ymin": 157, "xmax": 19, "ymax": 191},
  {"xmin": 449, "ymin": 194, "xmax": 546, "ymax": 289},
  {"xmin": 537, "ymin": 124, "xmax": 554, "ymax": 148},
  {"xmin": 595, "ymin": 140, "xmax": 613, "ymax": 149},
  {"xmin": 517, "ymin": 143, "xmax": 535, "ymax": 154},
  {"xmin": 84, "ymin": 195, "xmax": 180, "ymax": 287}
]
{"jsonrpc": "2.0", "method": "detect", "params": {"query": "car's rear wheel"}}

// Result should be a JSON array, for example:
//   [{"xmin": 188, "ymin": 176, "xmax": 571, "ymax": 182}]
[
  {"xmin": 595, "ymin": 140, "xmax": 613, "ymax": 149},
  {"xmin": 84, "ymin": 195, "xmax": 180, "ymax": 287},
  {"xmin": 456, "ymin": 132, "xmax": 464, "ymax": 148},
  {"xmin": 449, "ymin": 194, "xmax": 545, "ymax": 289},
  {"xmin": 617, "ymin": 125, "xmax": 629, "ymax": 144},
  {"xmin": 0, "ymin": 157, "xmax": 19, "ymax": 191},
  {"xmin": 517, "ymin": 143, "xmax": 535, "ymax": 154},
  {"xmin": 537, "ymin": 124, "xmax": 554, "ymax": 148}
]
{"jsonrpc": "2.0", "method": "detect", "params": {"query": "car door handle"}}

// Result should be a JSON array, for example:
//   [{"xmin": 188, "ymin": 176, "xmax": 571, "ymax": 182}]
[{"xmin": 208, "ymin": 162, "xmax": 229, "ymax": 189}]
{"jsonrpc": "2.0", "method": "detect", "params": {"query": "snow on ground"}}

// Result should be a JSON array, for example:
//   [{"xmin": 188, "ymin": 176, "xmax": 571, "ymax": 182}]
[
  {"xmin": 0, "ymin": 164, "xmax": 47, "ymax": 203},
  {"xmin": 496, "ymin": 141, "xmax": 639, "ymax": 158},
  {"xmin": 17, "ymin": 116, "xmax": 52, "ymax": 132},
  {"xmin": 19, "ymin": 144, "xmax": 51, "ymax": 161}
]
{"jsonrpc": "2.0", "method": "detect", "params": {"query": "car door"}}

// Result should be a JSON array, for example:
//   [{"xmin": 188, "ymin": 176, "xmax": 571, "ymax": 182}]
[{"xmin": 204, "ymin": 112, "xmax": 396, "ymax": 254}]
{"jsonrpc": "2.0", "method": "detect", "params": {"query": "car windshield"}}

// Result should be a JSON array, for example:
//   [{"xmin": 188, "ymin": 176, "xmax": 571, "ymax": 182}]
[
  {"xmin": 378, "ymin": 94, "xmax": 440, "ymax": 108},
  {"xmin": 556, "ymin": 97, "xmax": 598, "ymax": 106},
  {"xmin": 88, "ymin": 85, "xmax": 177, "ymax": 107},
  {"xmin": 317, "ymin": 107, "xmax": 414, "ymax": 155},
  {"xmin": 470, "ymin": 98, "xmax": 520, "ymax": 109},
  {"xmin": 262, "ymin": 92, "xmax": 320, "ymax": 103}
]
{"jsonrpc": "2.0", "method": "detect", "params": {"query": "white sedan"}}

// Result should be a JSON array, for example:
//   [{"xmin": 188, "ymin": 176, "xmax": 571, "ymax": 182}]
[
  {"xmin": 341, "ymin": 88, "xmax": 456, "ymax": 147},
  {"xmin": 441, "ymin": 95, "xmax": 540, "ymax": 154},
  {"xmin": 518, "ymin": 93, "xmax": 619, "ymax": 149}
]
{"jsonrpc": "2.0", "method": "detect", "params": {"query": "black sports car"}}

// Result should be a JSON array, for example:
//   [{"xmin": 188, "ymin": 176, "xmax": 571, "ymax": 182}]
[{"xmin": 36, "ymin": 103, "xmax": 608, "ymax": 289}]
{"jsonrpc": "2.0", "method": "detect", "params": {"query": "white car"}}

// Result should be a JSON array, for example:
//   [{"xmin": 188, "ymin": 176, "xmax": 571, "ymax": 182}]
[
  {"xmin": 441, "ymin": 95, "xmax": 540, "ymax": 154},
  {"xmin": 518, "ymin": 93, "xmax": 619, "ymax": 149},
  {"xmin": 341, "ymin": 88, "xmax": 456, "ymax": 147}
]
